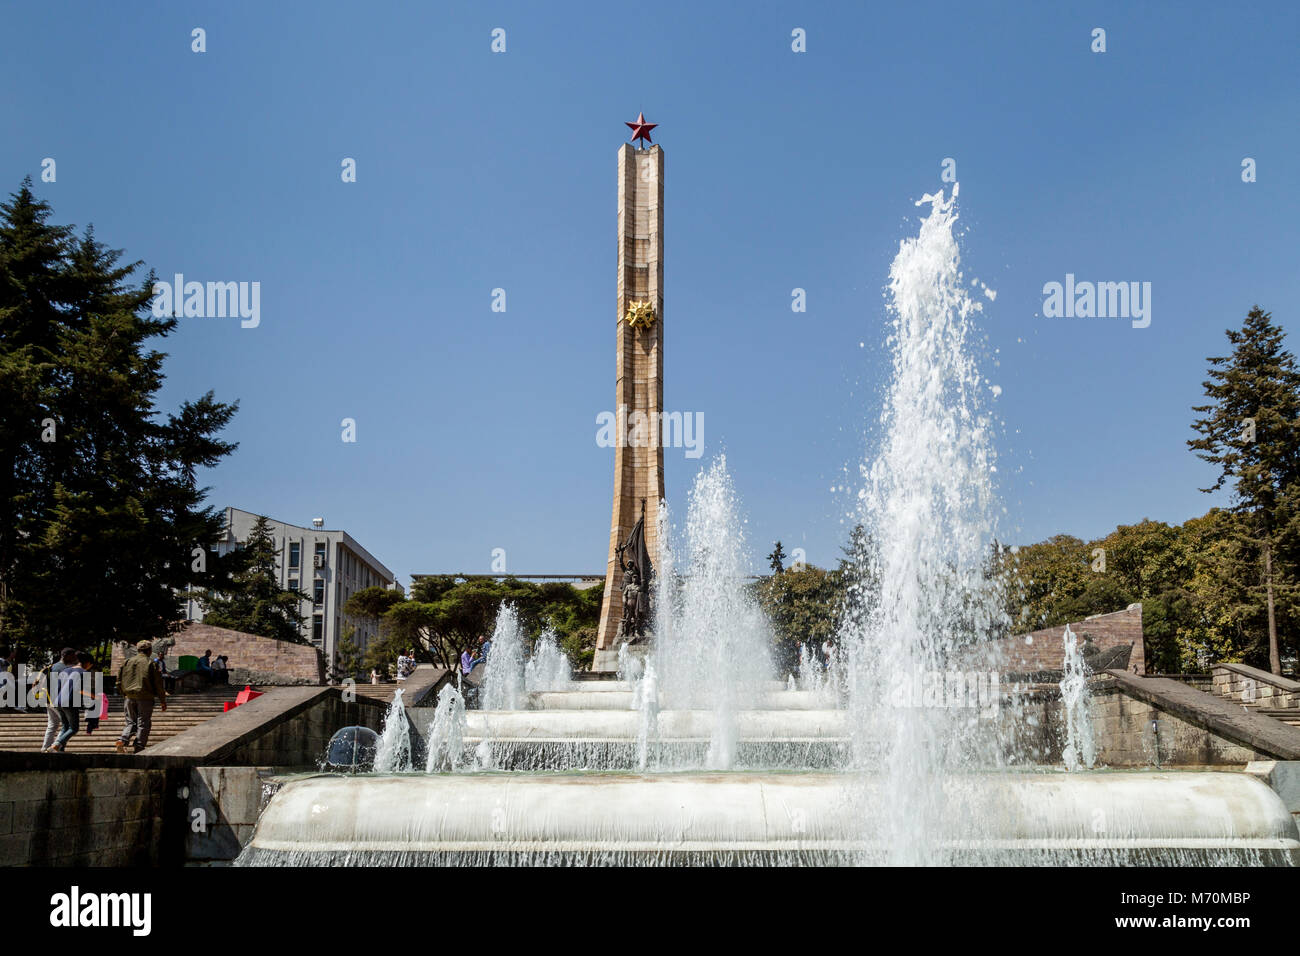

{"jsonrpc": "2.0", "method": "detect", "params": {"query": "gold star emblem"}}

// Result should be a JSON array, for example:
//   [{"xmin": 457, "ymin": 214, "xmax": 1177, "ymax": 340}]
[{"xmin": 625, "ymin": 300, "xmax": 656, "ymax": 329}]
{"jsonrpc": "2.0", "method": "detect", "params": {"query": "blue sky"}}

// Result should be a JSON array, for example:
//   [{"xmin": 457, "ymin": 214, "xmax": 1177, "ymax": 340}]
[{"xmin": 3, "ymin": 1, "xmax": 1297, "ymax": 586}]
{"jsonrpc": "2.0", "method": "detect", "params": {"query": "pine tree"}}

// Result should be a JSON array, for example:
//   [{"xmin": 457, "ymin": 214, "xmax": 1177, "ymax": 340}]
[
  {"xmin": 1189, "ymin": 306, "xmax": 1300, "ymax": 673},
  {"xmin": 197, "ymin": 516, "xmax": 308, "ymax": 644},
  {"xmin": 768, "ymin": 541, "xmax": 786, "ymax": 574},
  {"xmin": 332, "ymin": 625, "xmax": 363, "ymax": 682},
  {"xmin": 0, "ymin": 181, "xmax": 238, "ymax": 657}
]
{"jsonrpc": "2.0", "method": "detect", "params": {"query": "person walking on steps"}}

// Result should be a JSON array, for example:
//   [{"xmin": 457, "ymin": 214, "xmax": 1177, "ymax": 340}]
[{"xmin": 116, "ymin": 640, "xmax": 167, "ymax": 754}]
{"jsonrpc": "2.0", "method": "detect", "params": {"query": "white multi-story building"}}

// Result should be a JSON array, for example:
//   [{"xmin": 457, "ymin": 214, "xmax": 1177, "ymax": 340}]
[{"xmin": 183, "ymin": 507, "xmax": 396, "ymax": 669}]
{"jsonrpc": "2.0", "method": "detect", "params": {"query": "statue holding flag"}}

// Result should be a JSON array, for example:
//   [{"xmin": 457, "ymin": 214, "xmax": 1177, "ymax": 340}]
[{"xmin": 615, "ymin": 501, "xmax": 654, "ymax": 644}]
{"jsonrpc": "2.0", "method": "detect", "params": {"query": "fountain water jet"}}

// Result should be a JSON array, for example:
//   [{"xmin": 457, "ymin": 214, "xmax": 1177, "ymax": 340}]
[
  {"xmin": 525, "ymin": 628, "xmax": 571, "ymax": 693},
  {"xmin": 634, "ymin": 659, "xmax": 659, "ymax": 771},
  {"xmin": 481, "ymin": 604, "xmax": 527, "ymax": 711},
  {"xmin": 425, "ymin": 683, "xmax": 468, "ymax": 773},
  {"xmin": 1060, "ymin": 625, "xmax": 1097, "ymax": 771},
  {"xmin": 654, "ymin": 456, "xmax": 773, "ymax": 769},
  {"xmin": 840, "ymin": 183, "xmax": 1011, "ymax": 864},
  {"xmin": 372, "ymin": 689, "xmax": 412, "ymax": 773}
]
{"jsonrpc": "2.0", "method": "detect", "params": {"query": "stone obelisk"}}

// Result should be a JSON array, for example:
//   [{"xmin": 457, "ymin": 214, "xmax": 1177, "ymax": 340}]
[{"xmin": 593, "ymin": 122, "xmax": 665, "ymax": 672}]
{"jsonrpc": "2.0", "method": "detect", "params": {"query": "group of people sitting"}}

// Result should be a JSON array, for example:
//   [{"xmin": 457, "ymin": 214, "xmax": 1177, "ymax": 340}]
[
  {"xmin": 459, "ymin": 635, "xmax": 491, "ymax": 677},
  {"xmin": 196, "ymin": 649, "xmax": 230, "ymax": 684},
  {"xmin": 385, "ymin": 639, "xmax": 491, "ymax": 686}
]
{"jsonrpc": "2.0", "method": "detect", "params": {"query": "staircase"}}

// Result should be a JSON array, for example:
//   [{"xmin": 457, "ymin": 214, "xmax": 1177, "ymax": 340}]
[
  {"xmin": 0, "ymin": 686, "xmax": 245, "ymax": 753},
  {"xmin": 1207, "ymin": 662, "xmax": 1300, "ymax": 729},
  {"xmin": 1255, "ymin": 709, "xmax": 1300, "ymax": 728}
]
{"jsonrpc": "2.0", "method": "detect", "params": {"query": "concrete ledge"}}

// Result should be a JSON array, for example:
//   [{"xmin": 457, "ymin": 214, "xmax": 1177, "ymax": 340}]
[
  {"xmin": 146, "ymin": 686, "xmax": 330, "ymax": 763},
  {"xmin": 1105, "ymin": 669, "xmax": 1300, "ymax": 760},
  {"xmin": 399, "ymin": 665, "xmax": 452, "ymax": 708}
]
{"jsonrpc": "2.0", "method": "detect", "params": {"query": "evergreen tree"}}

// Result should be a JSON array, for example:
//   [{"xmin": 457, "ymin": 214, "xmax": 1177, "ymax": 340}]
[
  {"xmin": 836, "ymin": 523, "xmax": 879, "ymax": 617},
  {"xmin": 1189, "ymin": 306, "xmax": 1300, "ymax": 673},
  {"xmin": 767, "ymin": 541, "xmax": 786, "ymax": 574},
  {"xmin": 332, "ymin": 625, "xmax": 363, "ymax": 682},
  {"xmin": 197, "ymin": 516, "xmax": 307, "ymax": 644},
  {"xmin": 0, "ymin": 181, "xmax": 237, "ymax": 657}
]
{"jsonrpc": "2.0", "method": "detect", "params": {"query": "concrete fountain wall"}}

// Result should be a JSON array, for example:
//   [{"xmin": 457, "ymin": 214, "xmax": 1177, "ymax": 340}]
[{"xmin": 240, "ymin": 769, "xmax": 1300, "ymax": 866}]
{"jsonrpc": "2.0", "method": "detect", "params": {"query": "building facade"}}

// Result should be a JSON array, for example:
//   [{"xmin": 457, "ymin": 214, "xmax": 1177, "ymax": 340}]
[{"xmin": 183, "ymin": 507, "xmax": 396, "ymax": 671}]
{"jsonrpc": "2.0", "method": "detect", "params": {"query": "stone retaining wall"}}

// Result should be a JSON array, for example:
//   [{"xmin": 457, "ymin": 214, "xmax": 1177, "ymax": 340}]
[
  {"xmin": 1085, "ymin": 681, "xmax": 1263, "ymax": 766},
  {"xmin": 0, "ymin": 767, "xmax": 182, "ymax": 867},
  {"xmin": 186, "ymin": 766, "xmax": 283, "ymax": 863}
]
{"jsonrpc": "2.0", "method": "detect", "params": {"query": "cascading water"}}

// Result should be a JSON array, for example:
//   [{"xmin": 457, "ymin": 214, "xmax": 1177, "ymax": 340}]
[
  {"xmin": 525, "ymin": 628, "xmax": 571, "ymax": 693},
  {"xmin": 654, "ymin": 455, "xmax": 773, "ymax": 769},
  {"xmin": 1060, "ymin": 625, "xmax": 1097, "ymax": 771},
  {"xmin": 841, "ymin": 183, "xmax": 1011, "ymax": 864},
  {"xmin": 372, "ymin": 689, "xmax": 412, "ymax": 773},
  {"xmin": 425, "ymin": 683, "xmax": 468, "ymax": 772},
  {"xmin": 480, "ymin": 603, "xmax": 527, "ymax": 711}
]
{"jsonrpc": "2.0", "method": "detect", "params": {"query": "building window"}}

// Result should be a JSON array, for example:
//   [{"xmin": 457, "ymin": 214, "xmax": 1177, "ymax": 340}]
[
  {"xmin": 313, "ymin": 580, "xmax": 325, "ymax": 606},
  {"xmin": 312, "ymin": 614, "xmax": 324, "ymax": 646},
  {"xmin": 288, "ymin": 577, "xmax": 299, "ymax": 594},
  {"xmin": 314, "ymin": 541, "xmax": 327, "ymax": 567},
  {"xmin": 289, "ymin": 542, "xmax": 301, "ymax": 569}
]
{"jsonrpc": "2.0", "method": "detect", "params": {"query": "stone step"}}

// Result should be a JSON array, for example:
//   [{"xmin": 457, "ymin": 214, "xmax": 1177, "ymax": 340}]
[{"xmin": 1207, "ymin": 687, "xmax": 1300, "ymax": 727}]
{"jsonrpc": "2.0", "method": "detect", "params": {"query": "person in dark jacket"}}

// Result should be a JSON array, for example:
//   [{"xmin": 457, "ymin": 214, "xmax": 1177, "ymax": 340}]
[{"xmin": 115, "ymin": 640, "xmax": 167, "ymax": 754}]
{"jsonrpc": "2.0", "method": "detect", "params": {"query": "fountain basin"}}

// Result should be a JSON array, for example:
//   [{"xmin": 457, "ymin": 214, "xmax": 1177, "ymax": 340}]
[{"xmin": 239, "ymin": 771, "xmax": 1300, "ymax": 866}]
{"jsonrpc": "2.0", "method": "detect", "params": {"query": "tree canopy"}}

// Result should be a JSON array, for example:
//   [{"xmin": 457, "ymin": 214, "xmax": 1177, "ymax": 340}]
[
  {"xmin": 0, "ymin": 180, "xmax": 238, "ymax": 658},
  {"xmin": 350, "ymin": 576, "xmax": 602, "ymax": 675}
]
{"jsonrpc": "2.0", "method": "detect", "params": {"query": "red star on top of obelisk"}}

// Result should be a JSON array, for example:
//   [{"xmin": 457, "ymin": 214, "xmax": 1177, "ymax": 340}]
[{"xmin": 625, "ymin": 111, "xmax": 658, "ymax": 146}]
